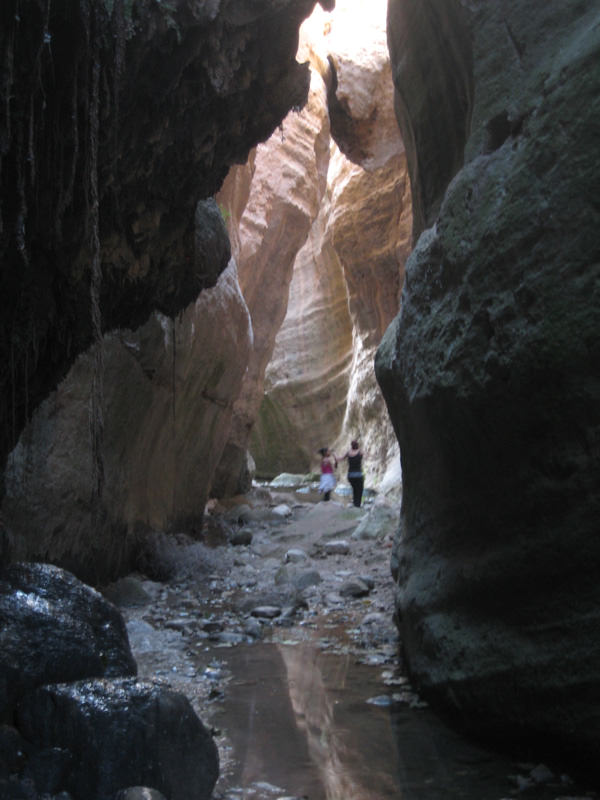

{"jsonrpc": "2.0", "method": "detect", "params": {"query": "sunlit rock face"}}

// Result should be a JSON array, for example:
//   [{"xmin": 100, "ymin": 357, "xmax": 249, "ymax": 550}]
[
  {"xmin": 3, "ymin": 261, "xmax": 251, "ymax": 583},
  {"xmin": 377, "ymin": 0, "xmax": 600, "ymax": 770},
  {"xmin": 0, "ymin": 0, "xmax": 330, "ymax": 493},
  {"xmin": 212, "ymin": 60, "xmax": 331, "ymax": 497},
  {"xmin": 218, "ymin": 0, "xmax": 412, "ymax": 490}
]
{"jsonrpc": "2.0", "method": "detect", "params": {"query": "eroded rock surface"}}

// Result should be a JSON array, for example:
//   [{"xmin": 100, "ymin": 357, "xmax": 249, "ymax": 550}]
[
  {"xmin": 0, "ymin": 0, "xmax": 329, "ymax": 491},
  {"xmin": 3, "ymin": 261, "xmax": 252, "ymax": 582},
  {"xmin": 377, "ymin": 0, "xmax": 600, "ymax": 772},
  {"xmin": 218, "ymin": 0, "xmax": 412, "ymax": 490}
]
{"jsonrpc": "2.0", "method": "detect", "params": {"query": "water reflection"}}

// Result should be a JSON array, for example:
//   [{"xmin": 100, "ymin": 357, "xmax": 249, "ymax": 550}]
[
  {"xmin": 215, "ymin": 641, "xmax": 592, "ymax": 800},
  {"xmin": 278, "ymin": 643, "xmax": 399, "ymax": 799}
]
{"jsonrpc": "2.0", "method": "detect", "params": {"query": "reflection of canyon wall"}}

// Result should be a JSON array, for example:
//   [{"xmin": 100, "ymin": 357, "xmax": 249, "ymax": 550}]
[
  {"xmin": 217, "ymin": 0, "xmax": 412, "ymax": 490},
  {"xmin": 3, "ymin": 260, "xmax": 251, "ymax": 583},
  {"xmin": 377, "ymin": 0, "xmax": 600, "ymax": 771},
  {"xmin": 279, "ymin": 644, "xmax": 400, "ymax": 800}
]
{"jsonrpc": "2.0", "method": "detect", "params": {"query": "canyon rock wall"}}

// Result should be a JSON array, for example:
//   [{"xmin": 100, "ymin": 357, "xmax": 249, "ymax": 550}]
[
  {"xmin": 218, "ymin": 0, "xmax": 412, "ymax": 491},
  {"xmin": 0, "ymin": 0, "xmax": 332, "ymax": 577},
  {"xmin": 3, "ymin": 260, "xmax": 252, "ymax": 584},
  {"xmin": 212, "ymin": 55, "xmax": 332, "ymax": 497},
  {"xmin": 377, "ymin": 0, "xmax": 600, "ymax": 771},
  {"xmin": 0, "ymin": 0, "xmax": 329, "ymax": 493}
]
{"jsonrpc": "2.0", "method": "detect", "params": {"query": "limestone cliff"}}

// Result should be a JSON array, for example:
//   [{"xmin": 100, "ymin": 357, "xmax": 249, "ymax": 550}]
[
  {"xmin": 0, "ymin": 0, "xmax": 330, "ymax": 493},
  {"xmin": 218, "ymin": 0, "xmax": 412, "ymax": 491},
  {"xmin": 377, "ymin": 0, "xmax": 600, "ymax": 772}
]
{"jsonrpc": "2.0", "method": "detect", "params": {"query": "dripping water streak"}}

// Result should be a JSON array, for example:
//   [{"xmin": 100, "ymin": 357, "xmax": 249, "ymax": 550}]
[
  {"xmin": 171, "ymin": 316, "xmax": 177, "ymax": 520},
  {"xmin": 88, "ymin": 36, "xmax": 105, "ymax": 525}
]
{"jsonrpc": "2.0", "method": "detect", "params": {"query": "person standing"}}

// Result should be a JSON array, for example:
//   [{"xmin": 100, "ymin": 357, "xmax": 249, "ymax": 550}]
[
  {"xmin": 341, "ymin": 439, "xmax": 364, "ymax": 507},
  {"xmin": 318, "ymin": 447, "xmax": 337, "ymax": 501}
]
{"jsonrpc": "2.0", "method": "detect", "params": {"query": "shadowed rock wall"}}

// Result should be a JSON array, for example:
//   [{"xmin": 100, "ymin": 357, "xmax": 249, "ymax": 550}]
[
  {"xmin": 377, "ymin": 0, "xmax": 600, "ymax": 772},
  {"xmin": 0, "ymin": 0, "xmax": 330, "ymax": 494},
  {"xmin": 0, "ymin": 0, "xmax": 332, "ymax": 578}
]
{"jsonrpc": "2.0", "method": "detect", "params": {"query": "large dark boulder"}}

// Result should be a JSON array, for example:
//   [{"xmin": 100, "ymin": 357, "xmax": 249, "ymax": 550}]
[
  {"xmin": 17, "ymin": 678, "xmax": 218, "ymax": 800},
  {"xmin": 0, "ymin": 0, "xmax": 332, "ymax": 492},
  {"xmin": 0, "ymin": 562, "xmax": 136, "ymax": 719},
  {"xmin": 377, "ymin": 0, "xmax": 600, "ymax": 774}
]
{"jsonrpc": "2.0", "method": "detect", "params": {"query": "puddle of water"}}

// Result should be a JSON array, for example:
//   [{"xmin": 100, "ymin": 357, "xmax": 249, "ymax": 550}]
[{"xmin": 211, "ymin": 641, "xmax": 595, "ymax": 800}]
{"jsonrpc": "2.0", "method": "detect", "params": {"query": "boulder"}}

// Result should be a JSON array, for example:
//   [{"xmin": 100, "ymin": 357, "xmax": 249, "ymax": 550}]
[
  {"xmin": 116, "ymin": 790, "xmax": 167, "ymax": 800},
  {"xmin": 17, "ymin": 678, "xmax": 218, "ymax": 800},
  {"xmin": 378, "ymin": 0, "xmax": 600, "ymax": 771},
  {"xmin": 269, "ymin": 474, "xmax": 309, "ymax": 489},
  {"xmin": 351, "ymin": 504, "xmax": 399, "ymax": 541},
  {"xmin": 0, "ymin": 563, "xmax": 136, "ymax": 719}
]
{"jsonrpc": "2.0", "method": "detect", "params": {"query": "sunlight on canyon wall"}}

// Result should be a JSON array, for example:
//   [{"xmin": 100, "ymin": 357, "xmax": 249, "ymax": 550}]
[{"xmin": 218, "ymin": 0, "xmax": 412, "ymax": 493}]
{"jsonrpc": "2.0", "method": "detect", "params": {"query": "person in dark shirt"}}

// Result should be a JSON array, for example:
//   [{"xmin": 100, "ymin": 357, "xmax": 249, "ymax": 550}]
[{"xmin": 341, "ymin": 439, "xmax": 364, "ymax": 508}]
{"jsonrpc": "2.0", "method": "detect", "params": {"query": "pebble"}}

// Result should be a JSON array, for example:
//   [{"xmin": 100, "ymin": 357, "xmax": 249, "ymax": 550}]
[
  {"xmin": 243, "ymin": 617, "xmax": 263, "ymax": 638},
  {"xmin": 292, "ymin": 570, "xmax": 322, "ymax": 591},
  {"xmin": 358, "ymin": 574, "xmax": 375, "ymax": 589},
  {"xmin": 530, "ymin": 763, "xmax": 555, "ymax": 783},
  {"xmin": 272, "ymin": 504, "xmax": 292, "ymax": 517},
  {"xmin": 285, "ymin": 548, "xmax": 308, "ymax": 563},
  {"xmin": 339, "ymin": 579, "xmax": 371, "ymax": 598},
  {"xmin": 164, "ymin": 619, "xmax": 193, "ymax": 633},
  {"xmin": 324, "ymin": 539, "xmax": 350, "ymax": 555},
  {"xmin": 200, "ymin": 619, "xmax": 224, "ymax": 633},
  {"xmin": 230, "ymin": 530, "xmax": 253, "ymax": 546},
  {"xmin": 252, "ymin": 781, "xmax": 286, "ymax": 794},
  {"xmin": 366, "ymin": 694, "xmax": 393, "ymax": 707},
  {"xmin": 212, "ymin": 631, "xmax": 246, "ymax": 645},
  {"xmin": 251, "ymin": 605, "xmax": 282, "ymax": 619},
  {"xmin": 362, "ymin": 612, "xmax": 386, "ymax": 625},
  {"xmin": 116, "ymin": 788, "xmax": 167, "ymax": 800}
]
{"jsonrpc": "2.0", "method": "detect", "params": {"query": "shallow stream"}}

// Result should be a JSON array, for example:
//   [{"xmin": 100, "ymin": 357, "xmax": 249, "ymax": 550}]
[{"xmin": 120, "ymin": 491, "xmax": 597, "ymax": 800}]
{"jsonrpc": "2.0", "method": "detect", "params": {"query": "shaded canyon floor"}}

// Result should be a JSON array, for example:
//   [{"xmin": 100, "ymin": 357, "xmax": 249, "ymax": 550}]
[{"xmin": 104, "ymin": 486, "xmax": 598, "ymax": 800}]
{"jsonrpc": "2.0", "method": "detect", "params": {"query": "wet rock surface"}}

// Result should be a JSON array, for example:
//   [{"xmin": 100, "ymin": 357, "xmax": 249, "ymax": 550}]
[
  {"xmin": 0, "ymin": 562, "xmax": 136, "ymax": 718},
  {"xmin": 0, "ymin": 563, "xmax": 217, "ymax": 800},
  {"xmin": 18, "ymin": 678, "xmax": 218, "ymax": 800}
]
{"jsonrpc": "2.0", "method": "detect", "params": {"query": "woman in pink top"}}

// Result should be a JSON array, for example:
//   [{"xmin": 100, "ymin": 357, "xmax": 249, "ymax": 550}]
[{"xmin": 318, "ymin": 447, "xmax": 337, "ymax": 501}]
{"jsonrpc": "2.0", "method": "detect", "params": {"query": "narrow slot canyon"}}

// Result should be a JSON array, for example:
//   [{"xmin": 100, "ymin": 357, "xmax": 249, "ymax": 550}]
[{"xmin": 0, "ymin": 1, "xmax": 599, "ymax": 799}]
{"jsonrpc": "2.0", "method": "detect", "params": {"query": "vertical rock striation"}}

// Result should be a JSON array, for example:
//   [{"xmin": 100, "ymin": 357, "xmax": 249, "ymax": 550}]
[
  {"xmin": 212, "ymin": 54, "xmax": 332, "ymax": 496},
  {"xmin": 377, "ymin": 0, "xmax": 600, "ymax": 771},
  {"xmin": 219, "ymin": 0, "xmax": 412, "ymax": 489}
]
